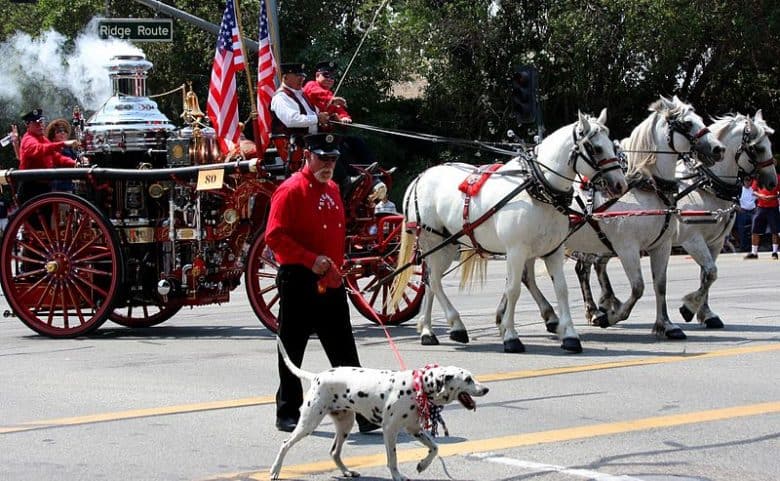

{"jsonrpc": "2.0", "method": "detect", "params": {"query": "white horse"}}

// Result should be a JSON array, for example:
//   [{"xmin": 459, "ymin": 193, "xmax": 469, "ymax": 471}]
[
  {"xmin": 522, "ymin": 96, "xmax": 725, "ymax": 339},
  {"xmin": 584, "ymin": 111, "xmax": 776, "ymax": 330},
  {"xmin": 391, "ymin": 110, "xmax": 628, "ymax": 353}
]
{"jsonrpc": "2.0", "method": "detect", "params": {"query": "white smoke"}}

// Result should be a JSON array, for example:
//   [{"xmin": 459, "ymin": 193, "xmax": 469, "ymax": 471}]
[{"xmin": 0, "ymin": 18, "xmax": 142, "ymax": 120}]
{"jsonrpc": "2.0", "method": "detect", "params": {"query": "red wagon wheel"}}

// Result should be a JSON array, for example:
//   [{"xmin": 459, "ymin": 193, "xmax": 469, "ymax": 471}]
[
  {"xmin": 0, "ymin": 193, "xmax": 122, "ymax": 337},
  {"xmin": 109, "ymin": 300, "xmax": 183, "ymax": 328},
  {"xmin": 245, "ymin": 231, "xmax": 281, "ymax": 333},
  {"xmin": 345, "ymin": 255, "xmax": 425, "ymax": 326}
]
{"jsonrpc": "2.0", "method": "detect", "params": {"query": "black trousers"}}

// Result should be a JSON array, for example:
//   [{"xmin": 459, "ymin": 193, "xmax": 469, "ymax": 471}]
[{"xmin": 275, "ymin": 264, "xmax": 360, "ymax": 419}]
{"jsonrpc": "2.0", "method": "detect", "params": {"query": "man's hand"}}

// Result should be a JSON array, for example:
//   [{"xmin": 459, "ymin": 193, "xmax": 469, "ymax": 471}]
[
  {"xmin": 317, "ymin": 112, "xmax": 330, "ymax": 126},
  {"xmin": 312, "ymin": 255, "xmax": 332, "ymax": 276},
  {"xmin": 64, "ymin": 140, "xmax": 80, "ymax": 148}
]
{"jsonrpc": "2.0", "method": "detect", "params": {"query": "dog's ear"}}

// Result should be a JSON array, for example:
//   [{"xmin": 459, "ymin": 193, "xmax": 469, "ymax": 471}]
[{"xmin": 436, "ymin": 373, "xmax": 455, "ymax": 396}]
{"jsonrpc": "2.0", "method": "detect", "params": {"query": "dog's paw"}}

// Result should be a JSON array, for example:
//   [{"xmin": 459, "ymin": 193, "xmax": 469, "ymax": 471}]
[
  {"xmin": 342, "ymin": 469, "xmax": 360, "ymax": 477},
  {"xmin": 269, "ymin": 469, "xmax": 281, "ymax": 480}
]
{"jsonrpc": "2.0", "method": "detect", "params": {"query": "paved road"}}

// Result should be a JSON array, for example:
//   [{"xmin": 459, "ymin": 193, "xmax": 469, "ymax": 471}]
[{"xmin": 1, "ymin": 253, "xmax": 778, "ymax": 481}]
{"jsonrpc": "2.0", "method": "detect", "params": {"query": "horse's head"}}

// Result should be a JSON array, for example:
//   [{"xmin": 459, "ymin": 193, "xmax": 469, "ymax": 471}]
[
  {"xmin": 654, "ymin": 95, "xmax": 725, "ymax": 165},
  {"xmin": 572, "ymin": 109, "xmax": 628, "ymax": 197},
  {"xmin": 710, "ymin": 111, "xmax": 776, "ymax": 190},
  {"xmin": 736, "ymin": 110, "xmax": 776, "ymax": 189}
]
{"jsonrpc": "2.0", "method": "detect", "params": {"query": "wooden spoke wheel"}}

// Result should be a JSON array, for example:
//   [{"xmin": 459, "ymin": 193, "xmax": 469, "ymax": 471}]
[
  {"xmin": 345, "ymin": 255, "xmax": 425, "ymax": 326},
  {"xmin": 0, "ymin": 193, "xmax": 122, "ymax": 337},
  {"xmin": 109, "ymin": 301, "xmax": 183, "ymax": 328},
  {"xmin": 245, "ymin": 232, "xmax": 281, "ymax": 333}
]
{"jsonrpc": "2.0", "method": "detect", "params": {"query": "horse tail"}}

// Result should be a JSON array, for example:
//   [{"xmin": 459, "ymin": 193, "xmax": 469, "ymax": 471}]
[
  {"xmin": 459, "ymin": 250, "xmax": 488, "ymax": 290},
  {"xmin": 388, "ymin": 227, "xmax": 416, "ymax": 310},
  {"xmin": 389, "ymin": 175, "xmax": 423, "ymax": 310}
]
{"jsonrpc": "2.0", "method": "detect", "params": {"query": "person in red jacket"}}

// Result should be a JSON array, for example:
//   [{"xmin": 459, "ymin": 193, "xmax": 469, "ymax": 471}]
[
  {"xmin": 17, "ymin": 109, "xmax": 79, "ymax": 203},
  {"xmin": 265, "ymin": 133, "xmax": 378, "ymax": 435},
  {"xmin": 745, "ymin": 171, "xmax": 780, "ymax": 259},
  {"xmin": 302, "ymin": 61, "xmax": 375, "ymax": 196},
  {"xmin": 302, "ymin": 61, "xmax": 352, "ymax": 124}
]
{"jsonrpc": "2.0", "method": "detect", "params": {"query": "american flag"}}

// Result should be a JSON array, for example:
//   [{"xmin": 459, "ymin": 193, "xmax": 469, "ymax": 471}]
[
  {"xmin": 207, "ymin": 0, "xmax": 245, "ymax": 154},
  {"xmin": 256, "ymin": 0, "xmax": 277, "ymax": 154}
]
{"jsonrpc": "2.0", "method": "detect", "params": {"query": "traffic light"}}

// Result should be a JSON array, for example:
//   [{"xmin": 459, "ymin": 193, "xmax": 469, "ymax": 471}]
[{"xmin": 511, "ymin": 65, "xmax": 538, "ymax": 124}]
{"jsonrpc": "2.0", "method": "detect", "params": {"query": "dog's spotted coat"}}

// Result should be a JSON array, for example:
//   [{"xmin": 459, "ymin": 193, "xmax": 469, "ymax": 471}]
[{"xmin": 270, "ymin": 339, "xmax": 489, "ymax": 481}]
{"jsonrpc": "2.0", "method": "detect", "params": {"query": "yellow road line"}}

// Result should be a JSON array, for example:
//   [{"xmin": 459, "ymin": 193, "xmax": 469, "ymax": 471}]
[
  {"xmin": 0, "ymin": 396, "xmax": 275, "ymax": 434},
  {"xmin": 208, "ymin": 401, "xmax": 780, "ymax": 480},
  {"xmin": 477, "ymin": 342, "xmax": 780, "ymax": 382},
  {"xmin": 2, "ymin": 343, "xmax": 778, "ymax": 435}
]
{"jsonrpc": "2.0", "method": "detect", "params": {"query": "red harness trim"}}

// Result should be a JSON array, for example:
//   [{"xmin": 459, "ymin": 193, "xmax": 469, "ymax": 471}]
[
  {"xmin": 458, "ymin": 163, "xmax": 503, "ymax": 196},
  {"xmin": 458, "ymin": 164, "xmax": 503, "ymax": 255}
]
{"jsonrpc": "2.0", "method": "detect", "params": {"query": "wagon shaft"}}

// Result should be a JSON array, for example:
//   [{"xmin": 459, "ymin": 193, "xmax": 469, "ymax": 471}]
[{"xmin": 0, "ymin": 159, "xmax": 262, "ymax": 184}]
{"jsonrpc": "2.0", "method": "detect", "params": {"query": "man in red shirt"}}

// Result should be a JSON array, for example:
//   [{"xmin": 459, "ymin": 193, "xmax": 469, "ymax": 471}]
[
  {"xmin": 18, "ymin": 109, "xmax": 79, "ymax": 203},
  {"xmin": 265, "ymin": 133, "xmax": 378, "ymax": 434},
  {"xmin": 302, "ymin": 61, "xmax": 375, "ymax": 195},
  {"xmin": 745, "ymin": 171, "xmax": 780, "ymax": 259},
  {"xmin": 302, "ymin": 61, "xmax": 352, "ymax": 124}
]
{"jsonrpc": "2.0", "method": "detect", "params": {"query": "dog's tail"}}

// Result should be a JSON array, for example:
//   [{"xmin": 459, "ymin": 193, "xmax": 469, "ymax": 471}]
[{"xmin": 276, "ymin": 337, "xmax": 316, "ymax": 382}]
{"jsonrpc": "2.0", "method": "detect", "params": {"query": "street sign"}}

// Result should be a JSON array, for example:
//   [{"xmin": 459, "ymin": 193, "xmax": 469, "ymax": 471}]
[{"xmin": 98, "ymin": 18, "xmax": 173, "ymax": 42}]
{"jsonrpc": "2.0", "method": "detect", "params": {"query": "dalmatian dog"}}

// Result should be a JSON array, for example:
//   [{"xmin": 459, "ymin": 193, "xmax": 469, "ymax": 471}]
[{"xmin": 270, "ymin": 338, "xmax": 489, "ymax": 481}]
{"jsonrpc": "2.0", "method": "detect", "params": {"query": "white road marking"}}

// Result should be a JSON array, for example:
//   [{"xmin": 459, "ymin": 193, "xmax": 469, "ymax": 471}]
[{"xmin": 468, "ymin": 451, "xmax": 645, "ymax": 480}]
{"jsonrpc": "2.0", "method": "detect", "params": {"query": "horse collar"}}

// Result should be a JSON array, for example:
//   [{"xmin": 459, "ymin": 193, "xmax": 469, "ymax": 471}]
[
  {"xmin": 527, "ymin": 156, "xmax": 574, "ymax": 213},
  {"xmin": 689, "ymin": 163, "xmax": 741, "ymax": 202},
  {"xmin": 652, "ymin": 175, "xmax": 679, "ymax": 197}
]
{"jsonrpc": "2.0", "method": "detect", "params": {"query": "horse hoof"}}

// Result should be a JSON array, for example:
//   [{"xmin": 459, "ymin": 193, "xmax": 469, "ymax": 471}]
[
  {"xmin": 421, "ymin": 333, "xmax": 439, "ymax": 346},
  {"xmin": 665, "ymin": 328, "xmax": 687, "ymax": 340},
  {"xmin": 704, "ymin": 317, "xmax": 724, "ymax": 329},
  {"xmin": 561, "ymin": 337, "xmax": 583, "ymax": 353},
  {"xmin": 545, "ymin": 321, "xmax": 558, "ymax": 334},
  {"xmin": 679, "ymin": 305, "xmax": 694, "ymax": 323},
  {"xmin": 503, "ymin": 338, "xmax": 525, "ymax": 353},
  {"xmin": 596, "ymin": 314, "xmax": 610, "ymax": 329},
  {"xmin": 449, "ymin": 330, "xmax": 469, "ymax": 344}
]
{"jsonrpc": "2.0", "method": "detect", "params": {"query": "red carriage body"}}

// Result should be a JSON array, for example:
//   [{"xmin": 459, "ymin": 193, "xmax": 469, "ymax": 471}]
[{"xmin": 0, "ymin": 54, "xmax": 424, "ymax": 337}]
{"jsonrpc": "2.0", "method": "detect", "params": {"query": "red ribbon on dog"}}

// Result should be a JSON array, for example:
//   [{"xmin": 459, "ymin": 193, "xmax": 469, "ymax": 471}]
[{"xmin": 413, "ymin": 363, "xmax": 448, "ymax": 436}]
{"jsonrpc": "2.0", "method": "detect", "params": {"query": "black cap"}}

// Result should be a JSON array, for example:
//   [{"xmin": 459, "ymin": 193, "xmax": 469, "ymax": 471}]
[
  {"xmin": 304, "ymin": 133, "xmax": 341, "ymax": 156},
  {"xmin": 22, "ymin": 108, "xmax": 44, "ymax": 123},
  {"xmin": 280, "ymin": 63, "xmax": 305, "ymax": 75},
  {"xmin": 315, "ymin": 61, "xmax": 336, "ymax": 73}
]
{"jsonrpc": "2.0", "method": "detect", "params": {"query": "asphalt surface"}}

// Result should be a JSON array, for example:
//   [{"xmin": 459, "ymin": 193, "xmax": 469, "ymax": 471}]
[{"xmin": 0, "ymin": 252, "xmax": 778, "ymax": 481}]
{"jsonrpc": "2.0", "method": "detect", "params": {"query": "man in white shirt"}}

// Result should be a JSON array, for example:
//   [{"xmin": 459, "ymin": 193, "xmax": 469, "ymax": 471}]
[
  {"xmin": 270, "ymin": 63, "xmax": 330, "ymax": 172},
  {"xmin": 736, "ymin": 177, "xmax": 756, "ymax": 252}
]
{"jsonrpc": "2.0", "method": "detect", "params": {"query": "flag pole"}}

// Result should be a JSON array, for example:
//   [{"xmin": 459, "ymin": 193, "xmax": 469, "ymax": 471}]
[
  {"xmin": 266, "ymin": 0, "xmax": 282, "ymax": 85},
  {"xmin": 232, "ymin": 0, "xmax": 261, "ymax": 145}
]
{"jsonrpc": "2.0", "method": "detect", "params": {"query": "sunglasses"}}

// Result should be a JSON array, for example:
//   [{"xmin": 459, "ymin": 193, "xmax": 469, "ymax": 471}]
[
  {"xmin": 320, "ymin": 72, "xmax": 333, "ymax": 79},
  {"xmin": 55, "ymin": 128, "xmax": 67, "ymax": 134},
  {"xmin": 318, "ymin": 154, "xmax": 339, "ymax": 163}
]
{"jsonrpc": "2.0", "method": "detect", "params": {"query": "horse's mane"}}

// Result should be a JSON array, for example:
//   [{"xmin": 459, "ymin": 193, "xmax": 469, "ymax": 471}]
[
  {"xmin": 622, "ymin": 98, "xmax": 694, "ymax": 176},
  {"xmin": 712, "ymin": 113, "xmax": 774, "ymax": 143},
  {"xmin": 711, "ymin": 114, "xmax": 740, "ymax": 139}
]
